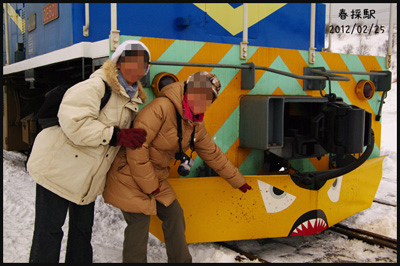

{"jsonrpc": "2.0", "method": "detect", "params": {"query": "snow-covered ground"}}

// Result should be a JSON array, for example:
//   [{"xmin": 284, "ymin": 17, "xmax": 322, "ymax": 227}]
[{"xmin": 3, "ymin": 28, "xmax": 397, "ymax": 262}]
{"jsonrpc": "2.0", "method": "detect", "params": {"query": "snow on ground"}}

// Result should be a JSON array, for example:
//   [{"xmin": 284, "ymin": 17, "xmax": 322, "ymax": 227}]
[{"xmin": 3, "ymin": 27, "xmax": 397, "ymax": 263}]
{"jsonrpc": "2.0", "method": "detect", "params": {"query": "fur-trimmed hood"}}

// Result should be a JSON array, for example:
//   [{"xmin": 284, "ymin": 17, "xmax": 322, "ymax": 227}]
[{"xmin": 94, "ymin": 59, "xmax": 147, "ymax": 103}]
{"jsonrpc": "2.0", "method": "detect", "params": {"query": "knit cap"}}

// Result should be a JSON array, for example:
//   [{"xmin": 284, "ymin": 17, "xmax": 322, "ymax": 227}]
[
  {"xmin": 186, "ymin": 71, "xmax": 221, "ymax": 102},
  {"xmin": 111, "ymin": 40, "xmax": 151, "ymax": 75}
]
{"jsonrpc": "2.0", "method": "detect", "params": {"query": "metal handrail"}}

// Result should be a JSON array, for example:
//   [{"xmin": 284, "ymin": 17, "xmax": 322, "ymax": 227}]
[
  {"xmin": 150, "ymin": 60, "xmax": 248, "ymax": 69},
  {"xmin": 255, "ymin": 66, "xmax": 349, "ymax": 81},
  {"xmin": 325, "ymin": 70, "xmax": 389, "ymax": 76},
  {"xmin": 149, "ymin": 60, "xmax": 351, "ymax": 81}
]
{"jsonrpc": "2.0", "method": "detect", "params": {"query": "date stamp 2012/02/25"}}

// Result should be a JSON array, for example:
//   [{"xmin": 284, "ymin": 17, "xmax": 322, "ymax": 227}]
[{"xmin": 329, "ymin": 24, "xmax": 385, "ymax": 35}]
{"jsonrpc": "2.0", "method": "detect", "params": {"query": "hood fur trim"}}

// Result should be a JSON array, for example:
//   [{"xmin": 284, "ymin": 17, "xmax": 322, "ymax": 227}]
[{"xmin": 101, "ymin": 59, "xmax": 147, "ymax": 103}]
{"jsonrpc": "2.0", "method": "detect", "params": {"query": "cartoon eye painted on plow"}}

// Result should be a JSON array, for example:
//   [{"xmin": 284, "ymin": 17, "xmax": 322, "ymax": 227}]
[
  {"xmin": 327, "ymin": 176, "xmax": 343, "ymax": 203},
  {"xmin": 257, "ymin": 180, "xmax": 296, "ymax": 213}
]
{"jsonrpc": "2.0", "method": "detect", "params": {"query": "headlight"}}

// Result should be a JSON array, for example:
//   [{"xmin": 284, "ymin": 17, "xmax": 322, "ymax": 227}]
[
  {"xmin": 356, "ymin": 80, "xmax": 375, "ymax": 100},
  {"xmin": 151, "ymin": 72, "xmax": 179, "ymax": 97}
]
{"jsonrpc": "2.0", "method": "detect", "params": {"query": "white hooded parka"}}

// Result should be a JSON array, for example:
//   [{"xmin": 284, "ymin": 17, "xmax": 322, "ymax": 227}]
[{"xmin": 27, "ymin": 59, "xmax": 147, "ymax": 205}]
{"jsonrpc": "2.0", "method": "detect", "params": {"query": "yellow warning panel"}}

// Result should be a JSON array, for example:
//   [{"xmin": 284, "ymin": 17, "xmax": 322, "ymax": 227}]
[{"xmin": 149, "ymin": 156, "xmax": 385, "ymax": 243}]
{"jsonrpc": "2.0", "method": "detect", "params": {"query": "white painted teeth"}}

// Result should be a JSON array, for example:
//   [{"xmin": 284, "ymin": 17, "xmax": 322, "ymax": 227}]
[
  {"xmin": 295, "ymin": 218, "xmax": 327, "ymax": 231},
  {"xmin": 316, "ymin": 218, "xmax": 327, "ymax": 228},
  {"xmin": 302, "ymin": 221, "xmax": 308, "ymax": 229}
]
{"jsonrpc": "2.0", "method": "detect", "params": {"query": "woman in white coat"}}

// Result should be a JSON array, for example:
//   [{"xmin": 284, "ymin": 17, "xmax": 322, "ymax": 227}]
[{"xmin": 27, "ymin": 40, "xmax": 150, "ymax": 263}]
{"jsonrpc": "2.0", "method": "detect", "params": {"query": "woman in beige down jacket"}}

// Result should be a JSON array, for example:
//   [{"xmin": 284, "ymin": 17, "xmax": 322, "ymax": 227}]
[
  {"xmin": 27, "ymin": 40, "xmax": 149, "ymax": 263},
  {"xmin": 103, "ymin": 71, "xmax": 253, "ymax": 263}
]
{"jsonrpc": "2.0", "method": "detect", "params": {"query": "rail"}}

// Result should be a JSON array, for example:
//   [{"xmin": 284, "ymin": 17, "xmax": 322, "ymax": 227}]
[
  {"xmin": 217, "ymin": 242, "xmax": 270, "ymax": 263},
  {"xmin": 373, "ymin": 198, "xmax": 397, "ymax": 207},
  {"xmin": 330, "ymin": 224, "xmax": 397, "ymax": 250},
  {"xmin": 217, "ymin": 220, "xmax": 397, "ymax": 262}
]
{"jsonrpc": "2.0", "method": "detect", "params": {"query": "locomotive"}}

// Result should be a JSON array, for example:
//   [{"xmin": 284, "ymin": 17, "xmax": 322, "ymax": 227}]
[{"xmin": 3, "ymin": 3, "xmax": 394, "ymax": 243}]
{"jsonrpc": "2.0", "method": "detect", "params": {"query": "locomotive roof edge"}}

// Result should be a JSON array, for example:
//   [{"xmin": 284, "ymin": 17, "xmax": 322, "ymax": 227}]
[{"xmin": 3, "ymin": 39, "xmax": 109, "ymax": 75}]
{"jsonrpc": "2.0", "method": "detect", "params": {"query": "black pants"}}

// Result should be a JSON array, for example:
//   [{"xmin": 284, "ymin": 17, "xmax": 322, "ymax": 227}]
[{"xmin": 29, "ymin": 184, "xmax": 95, "ymax": 263}]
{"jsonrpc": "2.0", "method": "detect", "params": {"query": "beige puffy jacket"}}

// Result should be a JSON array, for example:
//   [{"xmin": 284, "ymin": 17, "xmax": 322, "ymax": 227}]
[
  {"xmin": 103, "ymin": 81, "xmax": 246, "ymax": 215},
  {"xmin": 27, "ymin": 60, "xmax": 146, "ymax": 205}
]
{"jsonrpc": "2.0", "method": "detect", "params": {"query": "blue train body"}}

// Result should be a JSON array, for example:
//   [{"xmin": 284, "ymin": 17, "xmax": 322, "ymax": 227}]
[{"xmin": 4, "ymin": 3, "xmax": 326, "ymax": 64}]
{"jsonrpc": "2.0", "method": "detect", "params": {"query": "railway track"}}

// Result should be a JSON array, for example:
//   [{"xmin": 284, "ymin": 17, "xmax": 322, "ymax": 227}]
[
  {"xmin": 218, "ymin": 225, "xmax": 397, "ymax": 263},
  {"xmin": 373, "ymin": 198, "xmax": 397, "ymax": 207},
  {"xmin": 217, "ymin": 241, "xmax": 271, "ymax": 263},
  {"xmin": 330, "ymin": 224, "xmax": 397, "ymax": 250},
  {"xmin": 217, "ymin": 199, "xmax": 397, "ymax": 263}
]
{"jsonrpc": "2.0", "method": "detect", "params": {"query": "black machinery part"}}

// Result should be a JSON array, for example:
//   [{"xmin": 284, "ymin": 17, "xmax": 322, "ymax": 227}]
[{"xmin": 290, "ymin": 129, "xmax": 375, "ymax": 186}]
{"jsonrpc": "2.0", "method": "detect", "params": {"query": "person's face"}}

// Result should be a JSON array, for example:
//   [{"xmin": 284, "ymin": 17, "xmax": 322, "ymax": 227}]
[
  {"xmin": 117, "ymin": 53, "xmax": 147, "ymax": 85},
  {"xmin": 186, "ymin": 86, "xmax": 213, "ymax": 115}
]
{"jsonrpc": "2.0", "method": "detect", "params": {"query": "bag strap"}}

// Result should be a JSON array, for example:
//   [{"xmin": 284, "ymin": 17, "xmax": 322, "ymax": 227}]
[
  {"xmin": 39, "ymin": 80, "xmax": 111, "ymax": 130},
  {"xmin": 176, "ymin": 109, "xmax": 183, "ymax": 154},
  {"xmin": 175, "ymin": 108, "xmax": 196, "ymax": 158},
  {"xmin": 100, "ymin": 81, "xmax": 112, "ymax": 110},
  {"xmin": 190, "ymin": 124, "xmax": 195, "ymax": 156}
]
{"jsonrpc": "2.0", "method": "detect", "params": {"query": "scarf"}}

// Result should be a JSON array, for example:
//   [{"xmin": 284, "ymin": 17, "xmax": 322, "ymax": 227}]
[{"xmin": 117, "ymin": 70, "xmax": 138, "ymax": 99}]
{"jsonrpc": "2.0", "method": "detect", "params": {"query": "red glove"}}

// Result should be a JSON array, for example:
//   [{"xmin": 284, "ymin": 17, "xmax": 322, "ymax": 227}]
[
  {"xmin": 116, "ymin": 128, "xmax": 147, "ymax": 149},
  {"xmin": 239, "ymin": 183, "xmax": 253, "ymax": 193},
  {"xmin": 150, "ymin": 182, "xmax": 162, "ymax": 196},
  {"xmin": 151, "ymin": 187, "xmax": 160, "ymax": 196}
]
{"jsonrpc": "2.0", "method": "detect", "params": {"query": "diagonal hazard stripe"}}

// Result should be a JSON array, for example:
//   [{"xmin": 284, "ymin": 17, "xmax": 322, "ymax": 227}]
[
  {"xmin": 177, "ymin": 42, "xmax": 233, "ymax": 79},
  {"xmin": 178, "ymin": 43, "xmax": 258, "ymax": 177},
  {"xmin": 299, "ymin": 50, "xmax": 353, "ymax": 102},
  {"xmin": 155, "ymin": 40, "xmax": 206, "ymax": 76},
  {"xmin": 204, "ymin": 46, "xmax": 275, "ymax": 138},
  {"xmin": 238, "ymin": 149, "xmax": 264, "ymax": 174},
  {"xmin": 189, "ymin": 45, "xmax": 258, "ymax": 172},
  {"xmin": 319, "ymin": 53, "xmax": 374, "ymax": 113},
  {"xmin": 250, "ymin": 55, "xmax": 307, "ymax": 96},
  {"xmin": 374, "ymin": 55, "xmax": 388, "ymax": 71},
  {"xmin": 358, "ymin": 54, "xmax": 384, "ymax": 73},
  {"xmin": 212, "ymin": 45, "xmax": 258, "ymax": 95},
  {"xmin": 272, "ymin": 86, "xmax": 285, "ymax": 95},
  {"xmin": 139, "ymin": 37, "xmax": 175, "ymax": 61},
  {"xmin": 225, "ymin": 138, "xmax": 253, "ymax": 168},
  {"xmin": 203, "ymin": 45, "xmax": 258, "ymax": 137},
  {"xmin": 277, "ymin": 49, "xmax": 309, "ymax": 89}
]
